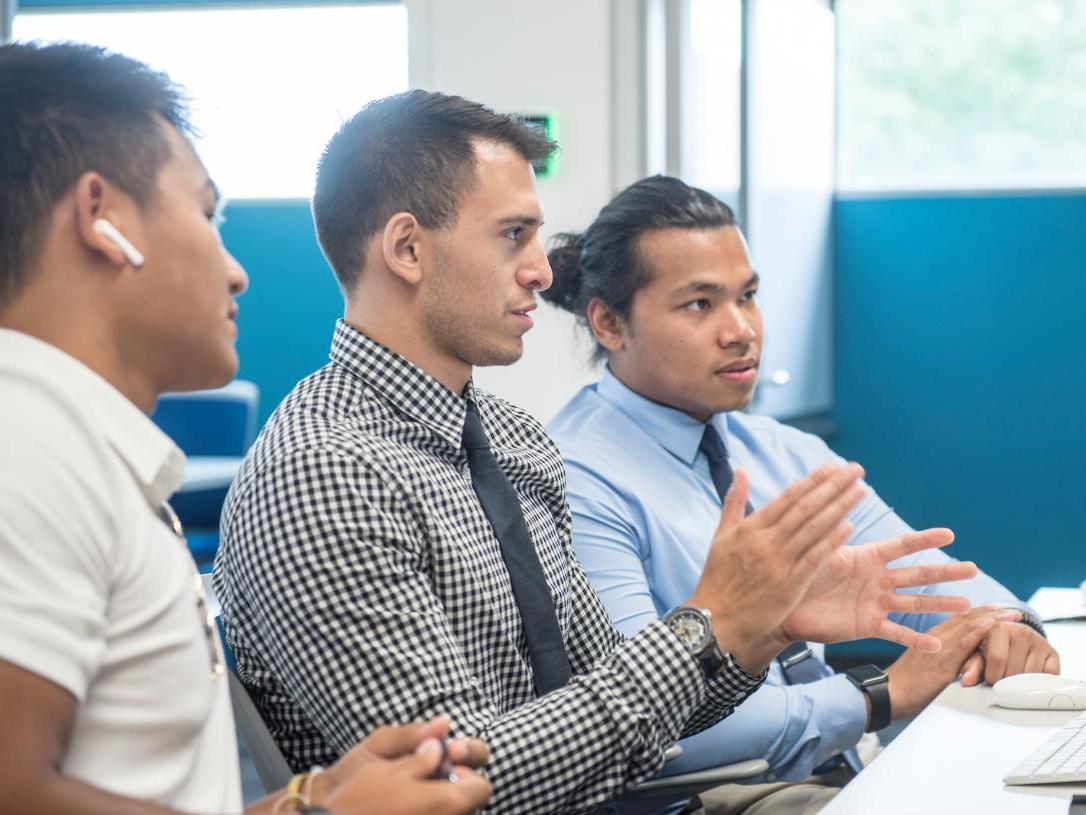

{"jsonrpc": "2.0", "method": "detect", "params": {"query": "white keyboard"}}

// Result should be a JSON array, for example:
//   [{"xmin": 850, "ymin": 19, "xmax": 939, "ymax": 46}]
[{"xmin": 1005, "ymin": 710, "xmax": 1086, "ymax": 784}]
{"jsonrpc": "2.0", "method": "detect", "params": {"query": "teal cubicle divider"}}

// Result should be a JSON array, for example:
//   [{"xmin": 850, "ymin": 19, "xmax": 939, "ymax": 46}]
[
  {"xmin": 833, "ymin": 192, "xmax": 1086, "ymax": 602},
  {"xmin": 220, "ymin": 200, "xmax": 343, "ymax": 427}
]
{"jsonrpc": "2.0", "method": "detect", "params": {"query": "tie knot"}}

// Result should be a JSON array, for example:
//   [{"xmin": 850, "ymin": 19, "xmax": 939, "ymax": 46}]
[
  {"xmin": 699, "ymin": 423, "xmax": 727, "ymax": 465},
  {"xmin": 462, "ymin": 401, "xmax": 491, "ymax": 451}
]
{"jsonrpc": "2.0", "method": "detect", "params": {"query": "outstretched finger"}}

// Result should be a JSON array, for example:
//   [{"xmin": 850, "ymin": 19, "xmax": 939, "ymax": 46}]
[
  {"xmin": 875, "ymin": 618, "xmax": 944, "ymax": 653},
  {"xmin": 754, "ymin": 464, "xmax": 846, "ymax": 526},
  {"xmin": 775, "ymin": 465, "xmax": 865, "ymax": 542},
  {"xmin": 870, "ymin": 528, "xmax": 955, "ymax": 564},
  {"xmin": 888, "ymin": 592, "xmax": 971, "ymax": 615},
  {"xmin": 778, "ymin": 478, "xmax": 865, "ymax": 562},
  {"xmin": 719, "ymin": 468, "xmax": 750, "ymax": 528},
  {"xmin": 886, "ymin": 561, "xmax": 978, "ymax": 590}
]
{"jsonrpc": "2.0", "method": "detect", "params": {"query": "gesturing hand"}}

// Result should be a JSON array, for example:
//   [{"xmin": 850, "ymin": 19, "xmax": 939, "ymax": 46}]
[
  {"xmin": 781, "ymin": 528, "xmax": 978, "ymax": 653},
  {"xmin": 688, "ymin": 462, "xmax": 868, "ymax": 670}
]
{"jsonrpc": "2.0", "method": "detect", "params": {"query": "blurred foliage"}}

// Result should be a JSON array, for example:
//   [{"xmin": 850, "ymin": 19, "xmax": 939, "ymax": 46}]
[{"xmin": 838, "ymin": 0, "xmax": 1086, "ymax": 188}]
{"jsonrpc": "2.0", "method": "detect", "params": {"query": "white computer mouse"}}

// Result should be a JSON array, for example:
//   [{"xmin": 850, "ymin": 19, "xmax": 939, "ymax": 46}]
[{"xmin": 992, "ymin": 673, "xmax": 1086, "ymax": 710}]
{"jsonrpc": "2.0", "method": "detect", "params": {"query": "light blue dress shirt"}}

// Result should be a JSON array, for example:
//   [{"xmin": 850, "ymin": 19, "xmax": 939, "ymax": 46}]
[{"xmin": 549, "ymin": 366, "xmax": 1023, "ymax": 781}]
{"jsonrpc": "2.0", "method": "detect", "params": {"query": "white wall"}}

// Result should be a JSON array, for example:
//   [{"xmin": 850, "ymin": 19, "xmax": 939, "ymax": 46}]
[{"xmin": 406, "ymin": 0, "xmax": 643, "ymax": 422}]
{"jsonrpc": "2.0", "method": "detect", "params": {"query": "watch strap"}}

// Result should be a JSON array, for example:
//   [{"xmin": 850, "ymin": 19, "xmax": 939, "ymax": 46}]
[{"xmin": 847, "ymin": 665, "xmax": 891, "ymax": 732}]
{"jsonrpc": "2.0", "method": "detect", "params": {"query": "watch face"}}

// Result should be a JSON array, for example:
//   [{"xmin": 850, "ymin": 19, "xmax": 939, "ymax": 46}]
[
  {"xmin": 850, "ymin": 664, "xmax": 888, "ymax": 687},
  {"xmin": 669, "ymin": 608, "xmax": 710, "ymax": 650}
]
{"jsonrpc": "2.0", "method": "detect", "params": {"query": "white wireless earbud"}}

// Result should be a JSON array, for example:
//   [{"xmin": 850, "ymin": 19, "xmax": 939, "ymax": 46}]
[{"xmin": 92, "ymin": 218, "xmax": 145, "ymax": 267}]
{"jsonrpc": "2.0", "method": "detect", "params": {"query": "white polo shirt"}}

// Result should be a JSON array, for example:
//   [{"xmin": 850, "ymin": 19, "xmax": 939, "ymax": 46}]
[{"xmin": 0, "ymin": 329, "xmax": 241, "ymax": 814}]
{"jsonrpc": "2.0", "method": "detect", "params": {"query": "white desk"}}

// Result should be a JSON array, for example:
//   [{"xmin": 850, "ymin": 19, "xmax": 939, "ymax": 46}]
[{"xmin": 823, "ymin": 591, "xmax": 1086, "ymax": 815}]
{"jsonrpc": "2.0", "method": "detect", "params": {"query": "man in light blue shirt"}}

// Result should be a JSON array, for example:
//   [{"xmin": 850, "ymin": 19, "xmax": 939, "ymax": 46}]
[{"xmin": 544, "ymin": 176, "xmax": 1057, "ymax": 811}]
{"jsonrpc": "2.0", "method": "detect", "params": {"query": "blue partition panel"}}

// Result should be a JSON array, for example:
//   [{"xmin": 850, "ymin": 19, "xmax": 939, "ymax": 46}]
[
  {"xmin": 833, "ymin": 193, "xmax": 1086, "ymax": 600},
  {"xmin": 220, "ymin": 200, "xmax": 343, "ymax": 426}
]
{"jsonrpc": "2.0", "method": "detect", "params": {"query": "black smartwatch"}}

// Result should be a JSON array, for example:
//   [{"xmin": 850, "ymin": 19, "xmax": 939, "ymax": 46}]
[
  {"xmin": 662, "ymin": 606, "xmax": 725, "ymax": 678},
  {"xmin": 846, "ymin": 664, "xmax": 891, "ymax": 732}
]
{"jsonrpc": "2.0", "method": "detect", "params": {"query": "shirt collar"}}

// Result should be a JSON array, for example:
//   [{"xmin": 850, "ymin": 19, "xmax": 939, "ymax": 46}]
[
  {"xmin": 596, "ymin": 365, "xmax": 729, "ymax": 466},
  {"xmin": 0, "ymin": 329, "xmax": 185, "ymax": 508},
  {"xmin": 329, "ymin": 319, "xmax": 469, "ymax": 450}
]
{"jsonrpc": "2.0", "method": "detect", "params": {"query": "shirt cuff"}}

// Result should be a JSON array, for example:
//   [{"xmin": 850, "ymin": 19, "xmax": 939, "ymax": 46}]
[
  {"xmin": 718, "ymin": 651, "xmax": 769, "ymax": 691},
  {"xmin": 802, "ymin": 672, "xmax": 869, "ymax": 761},
  {"xmin": 620, "ymin": 620, "xmax": 708, "ymax": 729}
]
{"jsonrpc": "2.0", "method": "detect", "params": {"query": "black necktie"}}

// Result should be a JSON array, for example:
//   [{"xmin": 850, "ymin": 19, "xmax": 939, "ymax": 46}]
[
  {"xmin": 699, "ymin": 423, "xmax": 754, "ymax": 515},
  {"xmin": 701, "ymin": 424, "xmax": 863, "ymax": 776},
  {"xmin": 462, "ymin": 400, "xmax": 572, "ymax": 696}
]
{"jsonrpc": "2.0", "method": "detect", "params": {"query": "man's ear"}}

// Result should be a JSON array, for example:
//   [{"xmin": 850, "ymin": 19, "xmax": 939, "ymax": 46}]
[
  {"xmin": 381, "ymin": 212, "xmax": 425, "ymax": 286},
  {"xmin": 586, "ymin": 297, "xmax": 627, "ymax": 352},
  {"xmin": 72, "ymin": 172, "xmax": 142, "ymax": 268}
]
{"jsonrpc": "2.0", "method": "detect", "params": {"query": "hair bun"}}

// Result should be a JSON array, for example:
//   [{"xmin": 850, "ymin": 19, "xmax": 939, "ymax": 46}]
[{"xmin": 543, "ymin": 232, "xmax": 585, "ymax": 312}]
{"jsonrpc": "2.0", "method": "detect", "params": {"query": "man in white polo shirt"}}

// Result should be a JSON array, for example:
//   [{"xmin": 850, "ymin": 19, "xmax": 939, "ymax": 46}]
[{"xmin": 0, "ymin": 41, "xmax": 490, "ymax": 815}]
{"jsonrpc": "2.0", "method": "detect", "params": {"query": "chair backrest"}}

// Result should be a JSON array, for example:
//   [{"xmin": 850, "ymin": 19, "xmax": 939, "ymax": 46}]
[
  {"xmin": 227, "ymin": 669, "xmax": 293, "ymax": 793},
  {"xmin": 152, "ymin": 380, "xmax": 259, "ymax": 457},
  {"xmin": 205, "ymin": 574, "xmax": 292, "ymax": 794}
]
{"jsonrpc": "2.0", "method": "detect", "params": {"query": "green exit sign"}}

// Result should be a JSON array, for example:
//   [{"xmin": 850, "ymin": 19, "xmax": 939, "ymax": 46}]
[{"xmin": 519, "ymin": 113, "xmax": 558, "ymax": 179}]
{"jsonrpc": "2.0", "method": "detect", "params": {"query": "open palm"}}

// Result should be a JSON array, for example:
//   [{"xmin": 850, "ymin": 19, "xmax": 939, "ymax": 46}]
[{"xmin": 781, "ymin": 529, "xmax": 977, "ymax": 653}]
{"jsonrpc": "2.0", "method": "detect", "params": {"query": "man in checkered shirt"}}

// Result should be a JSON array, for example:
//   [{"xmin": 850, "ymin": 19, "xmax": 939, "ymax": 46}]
[{"xmin": 214, "ymin": 91, "xmax": 975, "ymax": 814}]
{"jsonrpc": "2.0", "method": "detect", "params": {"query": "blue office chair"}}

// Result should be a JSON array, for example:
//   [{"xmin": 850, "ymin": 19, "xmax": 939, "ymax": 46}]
[
  {"xmin": 154, "ymin": 381, "xmax": 258, "ymax": 565},
  {"xmin": 153, "ymin": 380, "xmax": 259, "ymax": 458}
]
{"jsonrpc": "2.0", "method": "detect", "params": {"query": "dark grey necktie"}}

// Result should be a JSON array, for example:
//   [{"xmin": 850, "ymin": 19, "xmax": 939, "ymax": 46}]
[
  {"xmin": 462, "ymin": 400, "xmax": 572, "ymax": 696},
  {"xmin": 700, "ymin": 424, "xmax": 863, "ymax": 776},
  {"xmin": 699, "ymin": 423, "xmax": 754, "ymax": 514}
]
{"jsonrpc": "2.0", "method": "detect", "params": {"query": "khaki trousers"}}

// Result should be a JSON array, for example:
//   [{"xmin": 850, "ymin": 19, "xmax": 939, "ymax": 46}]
[
  {"xmin": 687, "ymin": 780, "xmax": 839, "ymax": 815},
  {"xmin": 685, "ymin": 732, "xmax": 882, "ymax": 814}
]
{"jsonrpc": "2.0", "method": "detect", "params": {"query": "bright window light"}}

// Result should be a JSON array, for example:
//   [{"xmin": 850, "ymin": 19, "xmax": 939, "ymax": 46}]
[
  {"xmin": 13, "ymin": 4, "xmax": 408, "ymax": 199},
  {"xmin": 838, "ymin": 0, "xmax": 1086, "ymax": 191},
  {"xmin": 683, "ymin": 0, "xmax": 741, "ymax": 195}
]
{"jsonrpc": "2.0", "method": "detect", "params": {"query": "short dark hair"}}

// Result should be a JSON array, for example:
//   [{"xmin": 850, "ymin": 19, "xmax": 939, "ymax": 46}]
[
  {"xmin": 543, "ymin": 175, "xmax": 737, "ymax": 359},
  {"xmin": 0, "ymin": 42, "xmax": 192, "ymax": 310},
  {"xmin": 312, "ymin": 89, "xmax": 555, "ymax": 291}
]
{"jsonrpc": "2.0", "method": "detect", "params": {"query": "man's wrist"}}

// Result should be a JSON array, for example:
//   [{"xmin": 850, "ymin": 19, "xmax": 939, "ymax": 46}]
[
  {"xmin": 846, "ymin": 665, "xmax": 891, "ymax": 732},
  {"xmin": 1003, "ymin": 606, "xmax": 1046, "ymax": 638},
  {"xmin": 308, "ymin": 767, "xmax": 335, "ymax": 809},
  {"xmin": 727, "ymin": 631, "xmax": 789, "ymax": 676}
]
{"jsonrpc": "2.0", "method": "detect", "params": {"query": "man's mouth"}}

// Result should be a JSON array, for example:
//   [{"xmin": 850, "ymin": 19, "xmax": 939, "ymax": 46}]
[{"xmin": 716, "ymin": 359, "xmax": 759, "ymax": 382}]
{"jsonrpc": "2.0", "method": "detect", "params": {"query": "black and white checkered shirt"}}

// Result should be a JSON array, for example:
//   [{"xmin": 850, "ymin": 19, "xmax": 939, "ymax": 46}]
[{"xmin": 214, "ymin": 320, "xmax": 763, "ymax": 813}]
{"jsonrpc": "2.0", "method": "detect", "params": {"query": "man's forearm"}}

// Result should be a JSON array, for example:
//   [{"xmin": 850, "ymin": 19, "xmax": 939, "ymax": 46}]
[
  {"xmin": 477, "ymin": 621, "xmax": 760, "ymax": 813},
  {"xmin": 8, "ymin": 775, "xmax": 186, "ymax": 815}
]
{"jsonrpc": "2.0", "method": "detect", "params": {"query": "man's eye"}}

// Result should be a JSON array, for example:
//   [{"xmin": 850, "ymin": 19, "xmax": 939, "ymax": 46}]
[
  {"xmin": 505, "ymin": 227, "xmax": 524, "ymax": 242},
  {"xmin": 741, "ymin": 288, "xmax": 758, "ymax": 303},
  {"xmin": 685, "ymin": 299, "xmax": 711, "ymax": 312}
]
